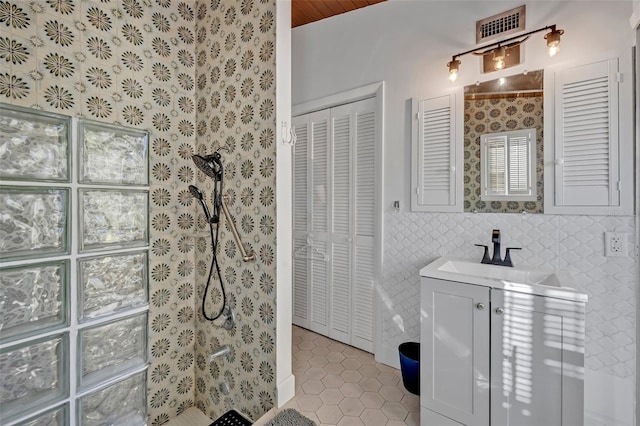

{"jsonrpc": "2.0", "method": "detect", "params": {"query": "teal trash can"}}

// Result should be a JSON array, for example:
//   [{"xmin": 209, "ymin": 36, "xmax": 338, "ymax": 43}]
[{"xmin": 398, "ymin": 342, "xmax": 420, "ymax": 395}]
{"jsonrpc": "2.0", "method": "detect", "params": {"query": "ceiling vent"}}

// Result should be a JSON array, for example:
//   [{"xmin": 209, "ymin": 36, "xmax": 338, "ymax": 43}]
[{"xmin": 476, "ymin": 5, "xmax": 526, "ymax": 44}]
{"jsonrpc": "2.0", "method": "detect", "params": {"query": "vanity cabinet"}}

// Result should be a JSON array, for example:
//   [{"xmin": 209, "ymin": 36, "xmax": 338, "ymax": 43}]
[{"xmin": 420, "ymin": 278, "xmax": 585, "ymax": 426}]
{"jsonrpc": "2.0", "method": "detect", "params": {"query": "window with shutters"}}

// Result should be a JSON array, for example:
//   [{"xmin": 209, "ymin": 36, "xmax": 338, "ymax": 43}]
[
  {"xmin": 480, "ymin": 128, "xmax": 536, "ymax": 201},
  {"xmin": 411, "ymin": 93, "xmax": 463, "ymax": 212}
]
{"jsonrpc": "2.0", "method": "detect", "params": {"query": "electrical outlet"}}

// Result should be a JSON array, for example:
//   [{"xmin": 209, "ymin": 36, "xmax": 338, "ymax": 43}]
[{"xmin": 605, "ymin": 232, "xmax": 628, "ymax": 257}]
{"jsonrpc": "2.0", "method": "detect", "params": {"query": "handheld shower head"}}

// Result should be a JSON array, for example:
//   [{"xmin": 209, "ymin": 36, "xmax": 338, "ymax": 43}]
[
  {"xmin": 192, "ymin": 153, "xmax": 223, "ymax": 180},
  {"xmin": 188, "ymin": 185, "xmax": 203, "ymax": 200},
  {"xmin": 188, "ymin": 184, "xmax": 211, "ymax": 220}
]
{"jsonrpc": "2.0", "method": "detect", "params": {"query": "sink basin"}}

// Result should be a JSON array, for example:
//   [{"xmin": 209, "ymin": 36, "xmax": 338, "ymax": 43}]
[
  {"xmin": 420, "ymin": 257, "xmax": 585, "ymax": 302},
  {"xmin": 436, "ymin": 258, "xmax": 560, "ymax": 287}
]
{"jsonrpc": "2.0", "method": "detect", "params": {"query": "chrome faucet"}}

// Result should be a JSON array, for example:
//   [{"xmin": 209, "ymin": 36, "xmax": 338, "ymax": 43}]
[{"xmin": 475, "ymin": 229, "xmax": 521, "ymax": 267}]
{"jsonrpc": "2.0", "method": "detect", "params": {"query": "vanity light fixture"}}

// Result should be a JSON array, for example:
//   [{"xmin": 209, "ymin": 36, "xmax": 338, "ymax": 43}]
[{"xmin": 447, "ymin": 24, "xmax": 564, "ymax": 80}]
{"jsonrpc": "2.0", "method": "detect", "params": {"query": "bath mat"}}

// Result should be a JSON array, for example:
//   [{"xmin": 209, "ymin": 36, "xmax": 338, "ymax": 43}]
[
  {"xmin": 210, "ymin": 409, "xmax": 252, "ymax": 426},
  {"xmin": 264, "ymin": 409, "xmax": 316, "ymax": 426}
]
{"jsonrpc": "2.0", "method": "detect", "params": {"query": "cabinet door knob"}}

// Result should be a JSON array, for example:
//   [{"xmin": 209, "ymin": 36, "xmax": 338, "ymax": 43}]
[
  {"xmin": 495, "ymin": 307, "xmax": 504, "ymax": 315},
  {"xmin": 476, "ymin": 303, "xmax": 485, "ymax": 310}
]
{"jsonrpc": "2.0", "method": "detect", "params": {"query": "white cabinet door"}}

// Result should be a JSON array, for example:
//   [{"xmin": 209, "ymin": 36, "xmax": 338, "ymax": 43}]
[
  {"xmin": 490, "ymin": 290, "xmax": 585, "ymax": 426},
  {"xmin": 421, "ymin": 278, "xmax": 490, "ymax": 426},
  {"xmin": 411, "ymin": 93, "xmax": 463, "ymax": 212},
  {"xmin": 545, "ymin": 54, "xmax": 633, "ymax": 215}
]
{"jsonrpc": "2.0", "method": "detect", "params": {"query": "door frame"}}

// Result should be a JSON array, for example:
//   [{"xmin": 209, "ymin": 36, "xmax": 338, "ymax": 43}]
[{"xmin": 292, "ymin": 81, "xmax": 385, "ymax": 359}]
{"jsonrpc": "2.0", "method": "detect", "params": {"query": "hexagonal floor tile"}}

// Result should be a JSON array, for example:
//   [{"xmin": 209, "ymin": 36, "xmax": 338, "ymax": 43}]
[
  {"xmin": 339, "ymin": 382, "xmax": 363, "ymax": 399},
  {"xmin": 359, "ymin": 391, "xmax": 384, "ymax": 409},
  {"xmin": 379, "ymin": 385, "xmax": 403, "ymax": 402},
  {"xmin": 360, "ymin": 408, "xmax": 389, "ymax": 426},
  {"xmin": 296, "ymin": 394, "xmax": 322, "ymax": 412},
  {"xmin": 381, "ymin": 401, "xmax": 407, "ymax": 421},
  {"xmin": 317, "ymin": 404, "xmax": 343, "ymax": 424},
  {"xmin": 319, "ymin": 388, "xmax": 344, "ymax": 405},
  {"xmin": 338, "ymin": 397, "xmax": 365, "ymax": 417}
]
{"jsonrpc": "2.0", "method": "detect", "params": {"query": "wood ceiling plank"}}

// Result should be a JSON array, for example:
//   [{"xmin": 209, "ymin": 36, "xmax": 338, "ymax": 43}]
[{"xmin": 292, "ymin": 0, "xmax": 387, "ymax": 28}]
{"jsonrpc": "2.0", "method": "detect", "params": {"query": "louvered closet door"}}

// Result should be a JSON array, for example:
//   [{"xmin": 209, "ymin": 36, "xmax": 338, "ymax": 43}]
[
  {"xmin": 328, "ymin": 98, "xmax": 376, "ymax": 352},
  {"xmin": 555, "ymin": 58, "xmax": 619, "ymax": 206},
  {"xmin": 292, "ymin": 110, "xmax": 330, "ymax": 334},
  {"xmin": 292, "ymin": 97, "xmax": 377, "ymax": 354},
  {"xmin": 328, "ymin": 105, "xmax": 353, "ymax": 345},
  {"xmin": 309, "ymin": 110, "xmax": 330, "ymax": 335},
  {"xmin": 351, "ymin": 100, "xmax": 376, "ymax": 352},
  {"xmin": 292, "ymin": 114, "xmax": 309, "ymax": 327}
]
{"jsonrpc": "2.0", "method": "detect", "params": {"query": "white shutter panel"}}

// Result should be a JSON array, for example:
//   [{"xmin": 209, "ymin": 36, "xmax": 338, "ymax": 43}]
[
  {"xmin": 330, "ymin": 242, "xmax": 351, "ymax": 344},
  {"xmin": 308, "ymin": 110, "xmax": 330, "ymax": 335},
  {"xmin": 309, "ymin": 240, "xmax": 328, "ymax": 334},
  {"xmin": 332, "ymin": 114, "xmax": 351, "ymax": 236},
  {"xmin": 352, "ymin": 244, "xmax": 374, "ymax": 352},
  {"xmin": 355, "ymin": 110, "xmax": 375, "ymax": 237},
  {"xmin": 419, "ymin": 95, "xmax": 455, "ymax": 205},
  {"xmin": 328, "ymin": 104, "xmax": 353, "ymax": 345},
  {"xmin": 292, "ymin": 237, "xmax": 308, "ymax": 327},
  {"xmin": 292, "ymin": 115, "xmax": 308, "ymax": 232},
  {"xmin": 555, "ymin": 59, "xmax": 619, "ymax": 207},
  {"xmin": 312, "ymin": 116, "xmax": 329, "ymax": 232},
  {"xmin": 292, "ymin": 114, "xmax": 310, "ymax": 328},
  {"xmin": 508, "ymin": 134, "xmax": 530, "ymax": 194},
  {"xmin": 352, "ymin": 100, "xmax": 376, "ymax": 352},
  {"xmin": 484, "ymin": 135, "xmax": 507, "ymax": 196}
]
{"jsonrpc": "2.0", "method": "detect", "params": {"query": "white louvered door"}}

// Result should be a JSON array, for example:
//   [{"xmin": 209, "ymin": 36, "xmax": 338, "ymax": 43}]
[
  {"xmin": 352, "ymin": 102, "xmax": 376, "ymax": 352},
  {"xmin": 554, "ymin": 58, "xmax": 619, "ymax": 207},
  {"xmin": 411, "ymin": 93, "xmax": 461, "ymax": 212},
  {"xmin": 292, "ymin": 97, "xmax": 377, "ymax": 353},
  {"xmin": 329, "ymin": 106, "xmax": 352, "ymax": 345},
  {"xmin": 292, "ymin": 110, "xmax": 330, "ymax": 335},
  {"xmin": 292, "ymin": 115, "xmax": 309, "ymax": 328}
]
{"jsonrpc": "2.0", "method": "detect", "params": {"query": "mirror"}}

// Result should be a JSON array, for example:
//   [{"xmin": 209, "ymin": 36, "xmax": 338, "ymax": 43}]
[{"xmin": 463, "ymin": 70, "xmax": 544, "ymax": 213}]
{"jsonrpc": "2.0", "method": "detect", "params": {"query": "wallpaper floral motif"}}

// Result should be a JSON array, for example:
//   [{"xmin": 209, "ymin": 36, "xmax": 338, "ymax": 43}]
[
  {"xmin": 1, "ymin": 0, "xmax": 276, "ymax": 424},
  {"xmin": 463, "ymin": 95, "xmax": 544, "ymax": 214},
  {"xmin": 192, "ymin": 0, "xmax": 277, "ymax": 422}
]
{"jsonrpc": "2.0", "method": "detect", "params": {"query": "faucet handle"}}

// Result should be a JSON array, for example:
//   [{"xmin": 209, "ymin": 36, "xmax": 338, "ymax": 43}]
[
  {"xmin": 474, "ymin": 244, "xmax": 491, "ymax": 264},
  {"xmin": 504, "ymin": 247, "xmax": 522, "ymax": 267}
]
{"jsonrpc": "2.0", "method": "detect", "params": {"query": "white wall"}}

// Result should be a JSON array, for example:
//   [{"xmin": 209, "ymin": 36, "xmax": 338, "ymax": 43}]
[{"xmin": 292, "ymin": 1, "xmax": 637, "ymax": 425}]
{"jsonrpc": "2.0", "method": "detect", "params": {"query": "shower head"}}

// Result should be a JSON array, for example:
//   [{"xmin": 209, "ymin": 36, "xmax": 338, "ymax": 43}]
[
  {"xmin": 188, "ymin": 185, "xmax": 211, "ymax": 220},
  {"xmin": 192, "ymin": 153, "xmax": 223, "ymax": 180},
  {"xmin": 188, "ymin": 185, "xmax": 204, "ymax": 200}
]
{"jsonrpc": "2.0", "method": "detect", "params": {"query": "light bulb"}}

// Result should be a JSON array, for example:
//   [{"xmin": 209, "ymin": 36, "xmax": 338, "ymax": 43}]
[
  {"xmin": 447, "ymin": 59, "xmax": 460, "ymax": 82},
  {"xmin": 492, "ymin": 46, "xmax": 506, "ymax": 70},
  {"xmin": 545, "ymin": 28, "xmax": 564, "ymax": 58}
]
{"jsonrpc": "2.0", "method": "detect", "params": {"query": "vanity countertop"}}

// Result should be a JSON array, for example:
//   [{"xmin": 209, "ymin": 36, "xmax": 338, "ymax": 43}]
[{"xmin": 420, "ymin": 257, "xmax": 588, "ymax": 303}]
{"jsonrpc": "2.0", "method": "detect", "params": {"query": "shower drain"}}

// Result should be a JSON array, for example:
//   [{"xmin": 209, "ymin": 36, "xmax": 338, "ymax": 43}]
[{"xmin": 209, "ymin": 409, "xmax": 253, "ymax": 426}]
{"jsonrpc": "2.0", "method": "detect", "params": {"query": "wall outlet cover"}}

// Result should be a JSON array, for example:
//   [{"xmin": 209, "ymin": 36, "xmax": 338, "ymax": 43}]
[{"xmin": 604, "ymin": 232, "xmax": 628, "ymax": 257}]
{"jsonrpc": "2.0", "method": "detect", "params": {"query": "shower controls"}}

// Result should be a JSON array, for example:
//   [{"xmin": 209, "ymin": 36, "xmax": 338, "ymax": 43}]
[{"xmin": 209, "ymin": 344, "xmax": 231, "ymax": 363}]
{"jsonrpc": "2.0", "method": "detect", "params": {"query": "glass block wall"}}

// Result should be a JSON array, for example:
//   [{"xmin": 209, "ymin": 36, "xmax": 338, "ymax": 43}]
[{"xmin": 0, "ymin": 106, "xmax": 150, "ymax": 425}]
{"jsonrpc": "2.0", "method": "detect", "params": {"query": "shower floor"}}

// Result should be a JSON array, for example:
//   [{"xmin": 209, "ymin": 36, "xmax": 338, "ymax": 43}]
[{"xmin": 255, "ymin": 326, "xmax": 420, "ymax": 426}]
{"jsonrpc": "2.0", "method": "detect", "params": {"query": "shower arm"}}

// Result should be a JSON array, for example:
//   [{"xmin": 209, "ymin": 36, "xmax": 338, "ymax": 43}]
[{"xmin": 221, "ymin": 194, "xmax": 256, "ymax": 262}]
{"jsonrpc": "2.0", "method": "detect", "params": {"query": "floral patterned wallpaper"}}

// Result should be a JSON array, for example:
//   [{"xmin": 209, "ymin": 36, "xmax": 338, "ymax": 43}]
[
  {"xmin": 1, "ymin": 0, "xmax": 277, "ymax": 424},
  {"xmin": 192, "ymin": 0, "xmax": 277, "ymax": 422},
  {"xmin": 463, "ymin": 95, "xmax": 544, "ymax": 214}
]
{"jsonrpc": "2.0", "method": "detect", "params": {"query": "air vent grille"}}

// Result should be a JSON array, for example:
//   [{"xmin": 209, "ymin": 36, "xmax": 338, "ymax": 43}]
[{"xmin": 476, "ymin": 5, "xmax": 526, "ymax": 44}]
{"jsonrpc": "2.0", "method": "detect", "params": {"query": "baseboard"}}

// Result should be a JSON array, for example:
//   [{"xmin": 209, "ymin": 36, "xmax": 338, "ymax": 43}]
[
  {"xmin": 375, "ymin": 342, "xmax": 401, "ymax": 370},
  {"xmin": 276, "ymin": 373, "xmax": 296, "ymax": 408},
  {"xmin": 584, "ymin": 369, "xmax": 634, "ymax": 426}
]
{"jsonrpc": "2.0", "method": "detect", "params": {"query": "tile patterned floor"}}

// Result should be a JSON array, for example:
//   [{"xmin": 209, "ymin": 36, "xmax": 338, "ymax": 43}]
[{"xmin": 256, "ymin": 326, "xmax": 420, "ymax": 426}]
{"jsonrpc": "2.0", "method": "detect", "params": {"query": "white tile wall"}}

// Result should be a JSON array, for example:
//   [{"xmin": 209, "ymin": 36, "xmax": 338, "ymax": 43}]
[{"xmin": 383, "ymin": 211, "xmax": 637, "ymax": 379}]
